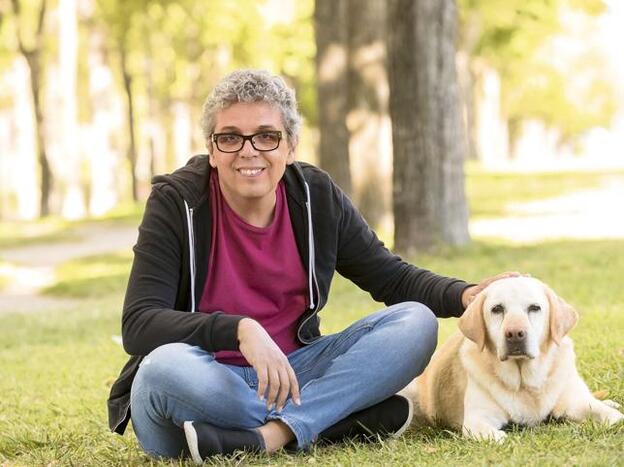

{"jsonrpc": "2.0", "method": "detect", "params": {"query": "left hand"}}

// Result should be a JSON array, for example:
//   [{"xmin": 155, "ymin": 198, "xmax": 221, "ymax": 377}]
[{"xmin": 461, "ymin": 271, "xmax": 525, "ymax": 308}]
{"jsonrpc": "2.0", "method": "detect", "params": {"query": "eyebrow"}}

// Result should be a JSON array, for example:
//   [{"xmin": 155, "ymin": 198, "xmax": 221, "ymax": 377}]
[{"xmin": 216, "ymin": 125, "xmax": 279, "ymax": 133}]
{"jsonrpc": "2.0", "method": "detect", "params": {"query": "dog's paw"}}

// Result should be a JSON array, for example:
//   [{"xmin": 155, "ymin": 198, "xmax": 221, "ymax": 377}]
[
  {"xmin": 602, "ymin": 399, "xmax": 621, "ymax": 410},
  {"xmin": 596, "ymin": 402, "xmax": 624, "ymax": 426},
  {"xmin": 605, "ymin": 408, "xmax": 624, "ymax": 426},
  {"xmin": 462, "ymin": 425, "xmax": 507, "ymax": 443}
]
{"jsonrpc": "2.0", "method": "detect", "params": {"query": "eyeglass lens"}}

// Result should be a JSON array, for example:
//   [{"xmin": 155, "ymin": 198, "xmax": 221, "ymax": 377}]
[{"xmin": 215, "ymin": 132, "xmax": 281, "ymax": 152}]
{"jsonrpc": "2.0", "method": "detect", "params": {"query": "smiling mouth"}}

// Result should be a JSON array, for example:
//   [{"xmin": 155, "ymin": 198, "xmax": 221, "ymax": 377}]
[{"xmin": 237, "ymin": 168, "xmax": 265, "ymax": 177}]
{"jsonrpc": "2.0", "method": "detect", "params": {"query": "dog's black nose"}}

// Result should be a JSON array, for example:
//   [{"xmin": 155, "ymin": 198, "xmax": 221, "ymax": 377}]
[{"xmin": 505, "ymin": 328, "xmax": 526, "ymax": 343}]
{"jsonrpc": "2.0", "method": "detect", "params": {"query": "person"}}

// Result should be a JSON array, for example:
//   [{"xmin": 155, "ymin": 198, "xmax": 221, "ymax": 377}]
[{"xmin": 107, "ymin": 69, "xmax": 516, "ymax": 462}]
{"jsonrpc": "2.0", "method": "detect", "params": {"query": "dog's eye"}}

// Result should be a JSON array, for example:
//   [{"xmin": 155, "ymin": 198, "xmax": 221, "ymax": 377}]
[
  {"xmin": 491, "ymin": 304, "xmax": 505, "ymax": 314},
  {"xmin": 528, "ymin": 304, "xmax": 541, "ymax": 313}
]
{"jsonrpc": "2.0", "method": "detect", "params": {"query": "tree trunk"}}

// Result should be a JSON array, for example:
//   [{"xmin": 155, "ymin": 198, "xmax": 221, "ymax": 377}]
[
  {"xmin": 314, "ymin": 0, "xmax": 351, "ymax": 195},
  {"xmin": 11, "ymin": 0, "xmax": 52, "ymax": 217},
  {"xmin": 25, "ymin": 50, "xmax": 52, "ymax": 217},
  {"xmin": 387, "ymin": 0, "xmax": 470, "ymax": 255},
  {"xmin": 120, "ymin": 46, "xmax": 138, "ymax": 202},
  {"xmin": 347, "ymin": 0, "xmax": 389, "ymax": 228},
  {"xmin": 26, "ymin": 51, "xmax": 53, "ymax": 217}
]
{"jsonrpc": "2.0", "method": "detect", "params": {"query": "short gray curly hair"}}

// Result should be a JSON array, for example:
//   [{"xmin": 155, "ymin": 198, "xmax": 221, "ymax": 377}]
[{"xmin": 201, "ymin": 69, "xmax": 302, "ymax": 147}]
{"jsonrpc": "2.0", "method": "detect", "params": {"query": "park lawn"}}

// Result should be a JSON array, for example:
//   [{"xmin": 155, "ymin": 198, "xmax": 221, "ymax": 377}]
[
  {"xmin": 0, "ymin": 202, "xmax": 144, "ymax": 250},
  {"xmin": 1, "ymin": 238, "xmax": 623, "ymax": 466},
  {"xmin": 465, "ymin": 167, "xmax": 624, "ymax": 219}
]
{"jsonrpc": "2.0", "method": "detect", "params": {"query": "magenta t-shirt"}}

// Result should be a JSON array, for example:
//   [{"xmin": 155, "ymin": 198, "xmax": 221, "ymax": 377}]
[{"xmin": 198, "ymin": 172, "xmax": 307, "ymax": 366}]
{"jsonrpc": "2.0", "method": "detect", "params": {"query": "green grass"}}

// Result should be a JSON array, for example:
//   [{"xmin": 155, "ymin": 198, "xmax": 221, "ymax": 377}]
[
  {"xmin": 42, "ymin": 251, "xmax": 133, "ymax": 298},
  {"xmin": 2, "ymin": 170, "xmax": 624, "ymax": 466},
  {"xmin": 465, "ymin": 168, "xmax": 624, "ymax": 219},
  {"xmin": 0, "ymin": 202, "xmax": 143, "ymax": 250},
  {"xmin": 1, "ymin": 239, "xmax": 623, "ymax": 466},
  {"xmin": 0, "ymin": 219, "xmax": 82, "ymax": 249}
]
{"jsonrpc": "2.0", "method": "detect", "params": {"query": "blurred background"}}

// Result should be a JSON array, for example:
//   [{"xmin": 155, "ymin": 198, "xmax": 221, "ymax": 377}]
[
  {"xmin": 2, "ymin": 3, "xmax": 624, "ymax": 464},
  {"xmin": 0, "ymin": 0, "xmax": 623, "ymax": 252}
]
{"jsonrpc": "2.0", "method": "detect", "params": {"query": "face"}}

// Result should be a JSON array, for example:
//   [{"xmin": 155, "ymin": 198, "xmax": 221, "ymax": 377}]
[
  {"xmin": 208, "ymin": 101, "xmax": 296, "ymax": 214},
  {"xmin": 482, "ymin": 277, "xmax": 549, "ymax": 361}
]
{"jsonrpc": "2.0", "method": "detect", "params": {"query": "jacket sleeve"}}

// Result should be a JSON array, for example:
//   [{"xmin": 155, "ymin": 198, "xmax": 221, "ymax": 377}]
[
  {"xmin": 121, "ymin": 185, "xmax": 245, "ymax": 356},
  {"xmin": 333, "ymin": 184, "xmax": 470, "ymax": 318}
]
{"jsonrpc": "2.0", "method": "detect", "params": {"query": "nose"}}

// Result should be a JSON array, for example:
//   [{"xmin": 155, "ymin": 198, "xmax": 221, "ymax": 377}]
[
  {"xmin": 505, "ymin": 328, "xmax": 526, "ymax": 343},
  {"xmin": 239, "ymin": 139, "xmax": 258, "ymax": 156}
]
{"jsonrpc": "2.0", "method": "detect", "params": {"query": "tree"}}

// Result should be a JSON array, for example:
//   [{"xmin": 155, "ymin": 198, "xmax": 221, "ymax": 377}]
[
  {"xmin": 96, "ymin": 0, "xmax": 149, "ymax": 202},
  {"xmin": 9, "ymin": 0, "xmax": 52, "ymax": 217},
  {"xmin": 314, "ymin": 0, "xmax": 351, "ymax": 195},
  {"xmin": 346, "ymin": 0, "xmax": 389, "ymax": 227},
  {"xmin": 387, "ymin": 0, "xmax": 470, "ymax": 255}
]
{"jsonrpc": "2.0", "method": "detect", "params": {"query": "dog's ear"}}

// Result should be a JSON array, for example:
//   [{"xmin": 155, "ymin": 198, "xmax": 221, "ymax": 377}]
[
  {"xmin": 459, "ymin": 290, "xmax": 487, "ymax": 351},
  {"xmin": 545, "ymin": 287, "xmax": 579, "ymax": 345}
]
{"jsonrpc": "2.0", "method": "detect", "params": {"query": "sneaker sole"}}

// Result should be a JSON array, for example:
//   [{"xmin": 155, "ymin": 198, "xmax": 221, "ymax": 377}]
[
  {"xmin": 183, "ymin": 421, "xmax": 203, "ymax": 465},
  {"xmin": 391, "ymin": 395, "xmax": 414, "ymax": 439}
]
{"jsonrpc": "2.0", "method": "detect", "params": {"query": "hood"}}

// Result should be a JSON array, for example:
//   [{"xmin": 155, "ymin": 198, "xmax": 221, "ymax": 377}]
[{"xmin": 151, "ymin": 155, "xmax": 211, "ymax": 208}]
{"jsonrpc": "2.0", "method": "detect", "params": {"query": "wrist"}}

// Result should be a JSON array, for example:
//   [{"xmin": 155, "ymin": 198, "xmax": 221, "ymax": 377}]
[
  {"xmin": 237, "ymin": 318, "xmax": 257, "ymax": 343},
  {"xmin": 462, "ymin": 285, "xmax": 478, "ymax": 309}
]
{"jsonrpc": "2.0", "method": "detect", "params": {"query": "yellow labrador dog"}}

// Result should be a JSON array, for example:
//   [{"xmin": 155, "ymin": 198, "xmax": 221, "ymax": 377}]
[{"xmin": 399, "ymin": 276, "xmax": 623, "ymax": 441}]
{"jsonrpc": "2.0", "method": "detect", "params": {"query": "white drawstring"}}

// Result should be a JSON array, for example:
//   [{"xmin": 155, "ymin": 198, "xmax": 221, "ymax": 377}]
[
  {"xmin": 184, "ymin": 201, "xmax": 196, "ymax": 312},
  {"xmin": 304, "ymin": 182, "xmax": 319, "ymax": 309}
]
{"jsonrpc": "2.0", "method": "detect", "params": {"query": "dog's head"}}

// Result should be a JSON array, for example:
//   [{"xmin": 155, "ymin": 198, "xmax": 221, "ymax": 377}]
[{"xmin": 458, "ymin": 277, "xmax": 578, "ymax": 361}]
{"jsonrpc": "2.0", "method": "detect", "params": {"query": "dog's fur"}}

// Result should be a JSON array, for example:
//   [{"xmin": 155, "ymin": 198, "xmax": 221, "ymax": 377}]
[{"xmin": 399, "ymin": 276, "xmax": 623, "ymax": 441}]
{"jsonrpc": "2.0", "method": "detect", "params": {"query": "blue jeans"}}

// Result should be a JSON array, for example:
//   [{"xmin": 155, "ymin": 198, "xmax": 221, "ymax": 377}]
[{"xmin": 130, "ymin": 302, "xmax": 438, "ymax": 458}]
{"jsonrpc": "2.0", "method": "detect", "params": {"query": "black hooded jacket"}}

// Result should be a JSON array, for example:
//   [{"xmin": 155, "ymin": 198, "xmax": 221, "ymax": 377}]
[{"xmin": 107, "ymin": 155, "xmax": 470, "ymax": 434}]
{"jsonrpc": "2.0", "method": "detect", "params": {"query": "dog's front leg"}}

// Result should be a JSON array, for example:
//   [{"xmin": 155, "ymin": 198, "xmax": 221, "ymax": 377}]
[
  {"xmin": 462, "ymin": 380, "xmax": 508, "ymax": 442},
  {"xmin": 552, "ymin": 374, "xmax": 624, "ymax": 426}
]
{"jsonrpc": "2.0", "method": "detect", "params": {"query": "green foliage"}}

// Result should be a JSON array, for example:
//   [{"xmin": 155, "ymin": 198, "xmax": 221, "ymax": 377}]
[
  {"xmin": 459, "ymin": 0, "xmax": 615, "ymax": 141},
  {"xmin": 266, "ymin": 1, "xmax": 317, "ymax": 124},
  {"xmin": 91, "ymin": 0, "xmax": 315, "ymax": 161},
  {"xmin": 0, "ymin": 0, "xmax": 55, "ymax": 107},
  {"xmin": 459, "ymin": 0, "xmax": 604, "ymax": 66}
]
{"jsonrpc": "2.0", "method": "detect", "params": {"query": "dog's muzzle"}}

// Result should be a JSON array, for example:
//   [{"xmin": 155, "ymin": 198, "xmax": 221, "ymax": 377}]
[{"xmin": 501, "ymin": 327, "xmax": 532, "ymax": 360}]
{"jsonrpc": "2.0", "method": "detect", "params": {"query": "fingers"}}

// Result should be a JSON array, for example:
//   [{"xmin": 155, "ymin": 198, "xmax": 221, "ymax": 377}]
[
  {"xmin": 287, "ymin": 364, "xmax": 301, "ymax": 407},
  {"xmin": 256, "ymin": 366, "xmax": 268, "ymax": 402},
  {"xmin": 264, "ymin": 362, "xmax": 301, "ymax": 412},
  {"xmin": 274, "ymin": 367, "xmax": 291, "ymax": 412},
  {"xmin": 480, "ymin": 271, "xmax": 524, "ymax": 290},
  {"xmin": 265, "ymin": 368, "xmax": 281, "ymax": 411},
  {"xmin": 465, "ymin": 272, "xmax": 527, "ymax": 307},
  {"xmin": 486, "ymin": 271, "xmax": 522, "ymax": 285},
  {"xmin": 255, "ymin": 361, "xmax": 300, "ymax": 412}
]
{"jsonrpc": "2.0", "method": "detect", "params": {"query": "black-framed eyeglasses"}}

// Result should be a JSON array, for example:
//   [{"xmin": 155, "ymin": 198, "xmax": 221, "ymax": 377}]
[{"xmin": 211, "ymin": 131, "xmax": 282, "ymax": 153}]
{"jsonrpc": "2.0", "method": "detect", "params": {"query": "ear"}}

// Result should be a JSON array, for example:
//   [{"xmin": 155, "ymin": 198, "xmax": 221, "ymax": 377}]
[
  {"xmin": 458, "ymin": 290, "xmax": 487, "ymax": 351},
  {"xmin": 545, "ymin": 287, "xmax": 579, "ymax": 345},
  {"xmin": 206, "ymin": 141, "xmax": 217, "ymax": 168},
  {"xmin": 286, "ymin": 137, "xmax": 297, "ymax": 165},
  {"xmin": 208, "ymin": 153, "xmax": 217, "ymax": 168}
]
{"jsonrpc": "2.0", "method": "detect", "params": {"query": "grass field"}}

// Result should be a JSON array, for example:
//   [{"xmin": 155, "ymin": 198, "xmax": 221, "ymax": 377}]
[{"xmin": 1, "ymin": 169, "xmax": 623, "ymax": 466}]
